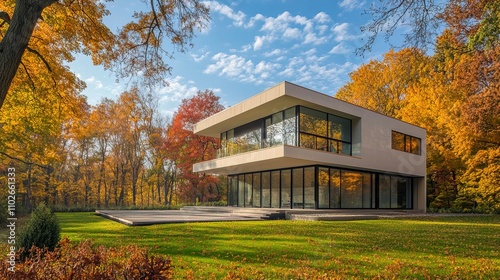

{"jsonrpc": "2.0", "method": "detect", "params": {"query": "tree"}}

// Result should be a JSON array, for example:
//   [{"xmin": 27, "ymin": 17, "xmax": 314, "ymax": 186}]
[
  {"xmin": 166, "ymin": 90, "xmax": 224, "ymax": 204},
  {"xmin": 359, "ymin": 0, "xmax": 500, "ymax": 54},
  {"xmin": 336, "ymin": 48, "xmax": 427, "ymax": 118},
  {"xmin": 0, "ymin": 0, "xmax": 210, "ymax": 109}
]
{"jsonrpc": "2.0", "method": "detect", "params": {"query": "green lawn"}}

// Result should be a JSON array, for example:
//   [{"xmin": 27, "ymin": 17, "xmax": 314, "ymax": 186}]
[{"xmin": 57, "ymin": 213, "xmax": 500, "ymax": 279}]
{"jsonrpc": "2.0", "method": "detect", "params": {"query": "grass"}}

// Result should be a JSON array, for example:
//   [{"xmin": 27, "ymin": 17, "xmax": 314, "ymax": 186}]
[{"xmin": 52, "ymin": 213, "xmax": 500, "ymax": 279}]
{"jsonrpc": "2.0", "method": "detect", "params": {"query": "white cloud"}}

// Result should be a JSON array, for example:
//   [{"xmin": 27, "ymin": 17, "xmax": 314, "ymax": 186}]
[
  {"xmin": 246, "ymin": 13, "xmax": 265, "ymax": 28},
  {"xmin": 283, "ymin": 27, "xmax": 301, "ymax": 39},
  {"xmin": 203, "ymin": 1, "xmax": 246, "ymax": 26},
  {"xmin": 313, "ymin": 12, "xmax": 330, "ymax": 23},
  {"xmin": 204, "ymin": 52, "xmax": 280, "ymax": 85},
  {"xmin": 329, "ymin": 43, "xmax": 350, "ymax": 54},
  {"xmin": 253, "ymin": 36, "xmax": 266, "ymax": 50},
  {"xmin": 339, "ymin": 0, "xmax": 366, "ymax": 11},
  {"xmin": 191, "ymin": 51, "xmax": 210, "ymax": 62},
  {"xmin": 263, "ymin": 49, "xmax": 284, "ymax": 57},
  {"xmin": 204, "ymin": 53, "xmax": 253, "ymax": 77},
  {"xmin": 158, "ymin": 76, "xmax": 199, "ymax": 103},
  {"xmin": 304, "ymin": 32, "xmax": 328, "ymax": 45},
  {"xmin": 332, "ymin": 22, "xmax": 356, "ymax": 42},
  {"xmin": 85, "ymin": 76, "xmax": 104, "ymax": 89}
]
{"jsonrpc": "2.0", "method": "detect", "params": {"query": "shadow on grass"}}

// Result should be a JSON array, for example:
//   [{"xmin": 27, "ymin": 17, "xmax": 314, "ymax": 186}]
[{"xmin": 57, "ymin": 213, "xmax": 500, "ymax": 279}]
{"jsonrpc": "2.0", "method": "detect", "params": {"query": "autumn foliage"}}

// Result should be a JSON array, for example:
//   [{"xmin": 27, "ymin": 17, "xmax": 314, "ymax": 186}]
[
  {"xmin": 337, "ymin": 1, "xmax": 500, "ymax": 212},
  {"xmin": 166, "ymin": 90, "xmax": 224, "ymax": 204},
  {"xmin": 0, "ymin": 238, "xmax": 173, "ymax": 279}
]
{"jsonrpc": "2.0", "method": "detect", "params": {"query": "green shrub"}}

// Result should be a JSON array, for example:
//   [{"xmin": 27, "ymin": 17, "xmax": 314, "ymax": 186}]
[
  {"xmin": 18, "ymin": 203, "xmax": 60, "ymax": 260},
  {"xmin": 0, "ymin": 238, "xmax": 173, "ymax": 279}
]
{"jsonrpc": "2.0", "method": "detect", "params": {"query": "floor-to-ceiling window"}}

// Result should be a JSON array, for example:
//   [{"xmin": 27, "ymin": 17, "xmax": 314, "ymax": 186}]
[
  {"xmin": 219, "ymin": 106, "xmax": 351, "ymax": 158},
  {"xmin": 299, "ymin": 107, "xmax": 352, "ymax": 155},
  {"xmin": 261, "ymin": 172, "xmax": 271, "ymax": 208},
  {"xmin": 330, "ymin": 169, "xmax": 341, "ymax": 208},
  {"xmin": 271, "ymin": 171, "xmax": 280, "ymax": 208},
  {"xmin": 379, "ymin": 175, "xmax": 411, "ymax": 209},
  {"xmin": 281, "ymin": 169, "xmax": 291, "ymax": 208},
  {"xmin": 253, "ymin": 173, "xmax": 261, "ymax": 208},
  {"xmin": 227, "ymin": 166, "xmax": 411, "ymax": 209},
  {"xmin": 292, "ymin": 168, "xmax": 304, "ymax": 208}
]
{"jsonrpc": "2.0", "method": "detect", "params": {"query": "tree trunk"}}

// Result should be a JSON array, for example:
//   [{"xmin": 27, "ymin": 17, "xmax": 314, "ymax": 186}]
[{"xmin": 0, "ymin": 0, "xmax": 56, "ymax": 108}]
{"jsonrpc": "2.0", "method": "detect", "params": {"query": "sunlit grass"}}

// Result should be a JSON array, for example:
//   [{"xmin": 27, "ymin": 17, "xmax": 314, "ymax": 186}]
[{"xmin": 57, "ymin": 213, "xmax": 500, "ymax": 279}]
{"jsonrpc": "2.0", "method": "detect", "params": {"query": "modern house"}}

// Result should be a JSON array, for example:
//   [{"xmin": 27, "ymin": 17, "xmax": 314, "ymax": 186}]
[{"xmin": 193, "ymin": 82, "xmax": 426, "ymax": 211}]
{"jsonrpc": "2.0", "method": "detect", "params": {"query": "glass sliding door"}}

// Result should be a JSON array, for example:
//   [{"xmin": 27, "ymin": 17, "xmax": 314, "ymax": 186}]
[
  {"xmin": 292, "ymin": 168, "xmax": 304, "ymax": 209},
  {"xmin": 245, "ymin": 174, "xmax": 253, "ymax": 207},
  {"xmin": 271, "ymin": 171, "xmax": 280, "ymax": 208},
  {"xmin": 238, "ymin": 175, "xmax": 245, "ymax": 207},
  {"xmin": 362, "ymin": 173, "xmax": 372, "ymax": 208},
  {"xmin": 379, "ymin": 175, "xmax": 391, "ymax": 208},
  {"xmin": 379, "ymin": 175, "xmax": 411, "ymax": 209},
  {"xmin": 330, "ymin": 169, "xmax": 341, "ymax": 208},
  {"xmin": 281, "ymin": 169, "xmax": 291, "ymax": 208},
  {"xmin": 253, "ymin": 173, "xmax": 261, "ymax": 208},
  {"xmin": 341, "ymin": 171, "xmax": 363, "ymax": 208},
  {"xmin": 304, "ymin": 167, "xmax": 315, "ymax": 209},
  {"xmin": 318, "ymin": 167, "xmax": 329, "ymax": 208},
  {"xmin": 261, "ymin": 172, "xmax": 271, "ymax": 208}
]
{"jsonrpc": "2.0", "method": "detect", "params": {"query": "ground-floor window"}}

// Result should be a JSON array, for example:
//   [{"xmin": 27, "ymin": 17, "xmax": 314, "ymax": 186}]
[{"xmin": 227, "ymin": 165, "xmax": 413, "ymax": 209}]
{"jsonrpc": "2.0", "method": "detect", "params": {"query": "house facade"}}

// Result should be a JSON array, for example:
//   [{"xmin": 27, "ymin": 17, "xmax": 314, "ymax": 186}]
[{"xmin": 193, "ymin": 82, "xmax": 427, "ymax": 211}]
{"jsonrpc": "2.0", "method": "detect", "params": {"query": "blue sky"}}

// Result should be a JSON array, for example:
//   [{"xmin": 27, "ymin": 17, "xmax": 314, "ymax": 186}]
[{"xmin": 69, "ymin": 0, "xmax": 402, "ymax": 116}]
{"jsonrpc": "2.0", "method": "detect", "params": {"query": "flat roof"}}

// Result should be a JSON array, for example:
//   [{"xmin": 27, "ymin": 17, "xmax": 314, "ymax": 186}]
[{"xmin": 194, "ymin": 81, "xmax": 424, "ymax": 138}]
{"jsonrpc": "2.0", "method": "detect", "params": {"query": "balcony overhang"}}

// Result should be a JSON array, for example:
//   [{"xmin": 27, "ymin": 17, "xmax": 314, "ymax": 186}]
[{"xmin": 193, "ymin": 145, "xmax": 363, "ymax": 175}]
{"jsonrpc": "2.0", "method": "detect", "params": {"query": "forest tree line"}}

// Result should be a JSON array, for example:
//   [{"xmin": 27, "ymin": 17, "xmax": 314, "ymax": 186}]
[
  {"xmin": 337, "ymin": 1, "xmax": 500, "ymax": 213},
  {"xmin": 0, "ymin": 0, "xmax": 499, "ymax": 212},
  {"xmin": 0, "ymin": 87, "xmax": 224, "ymax": 210}
]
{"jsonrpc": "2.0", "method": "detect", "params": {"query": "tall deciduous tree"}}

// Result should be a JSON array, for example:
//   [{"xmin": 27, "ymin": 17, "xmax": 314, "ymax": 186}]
[
  {"xmin": 166, "ymin": 90, "xmax": 224, "ymax": 204},
  {"xmin": 360, "ymin": 0, "xmax": 500, "ymax": 54},
  {"xmin": 0, "ymin": 0, "xmax": 210, "ymax": 109}
]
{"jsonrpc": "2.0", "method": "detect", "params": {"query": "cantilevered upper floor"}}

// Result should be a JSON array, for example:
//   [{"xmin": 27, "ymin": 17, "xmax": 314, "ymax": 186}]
[{"xmin": 193, "ymin": 82, "xmax": 426, "ymax": 178}]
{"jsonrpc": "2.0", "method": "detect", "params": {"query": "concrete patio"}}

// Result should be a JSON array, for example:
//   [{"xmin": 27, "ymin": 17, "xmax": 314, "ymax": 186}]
[{"xmin": 96, "ymin": 206, "xmax": 424, "ymax": 226}]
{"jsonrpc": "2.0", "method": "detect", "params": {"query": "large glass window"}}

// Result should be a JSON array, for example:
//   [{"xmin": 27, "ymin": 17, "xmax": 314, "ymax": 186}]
[
  {"xmin": 271, "ymin": 171, "xmax": 280, "ymax": 208},
  {"xmin": 292, "ymin": 168, "xmax": 304, "ymax": 209},
  {"xmin": 234, "ymin": 120, "xmax": 262, "ymax": 154},
  {"xmin": 341, "ymin": 171, "xmax": 363, "ymax": 208},
  {"xmin": 281, "ymin": 169, "xmax": 291, "ymax": 208},
  {"xmin": 261, "ymin": 172, "xmax": 271, "ymax": 208},
  {"xmin": 304, "ymin": 167, "xmax": 315, "ymax": 209},
  {"xmin": 228, "ymin": 176, "xmax": 238, "ymax": 207},
  {"xmin": 329, "ymin": 115, "xmax": 351, "ymax": 142},
  {"xmin": 237, "ymin": 175, "xmax": 245, "ymax": 207},
  {"xmin": 245, "ymin": 174, "xmax": 253, "ymax": 207},
  {"xmin": 379, "ymin": 175, "xmax": 411, "ymax": 209},
  {"xmin": 330, "ymin": 169, "xmax": 341, "ymax": 208},
  {"xmin": 362, "ymin": 173, "xmax": 372, "ymax": 208},
  {"xmin": 300, "ymin": 107, "xmax": 352, "ymax": 155},
  {"xmin": 253, "ymin": 173, "xmax": 261, "ymax": 208},
  {"xmin": 318, "ymin": 167, "xmax": 329, "ymax": 208},
  {"xmin": 284, "ymin": 108, "xmax": 297, "ymax": 146},
  {"xmin": 228, "ymin": 167, "xmax": 412, "ymax": 210},
  {"xmin": 300, "ymin": 107, "xmax": 328, "ymax": 136}
]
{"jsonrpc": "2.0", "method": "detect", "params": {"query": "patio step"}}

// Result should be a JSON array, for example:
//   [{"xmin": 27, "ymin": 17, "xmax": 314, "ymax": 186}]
[{"xmin": 180, "ymin": 206, "xmax": 285, "ymax": 220}]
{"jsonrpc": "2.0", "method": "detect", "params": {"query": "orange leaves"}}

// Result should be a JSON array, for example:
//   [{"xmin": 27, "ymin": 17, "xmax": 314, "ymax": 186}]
[{"xmin": 166, "ymin": 90, "xmax": 223, "ymax": 203}]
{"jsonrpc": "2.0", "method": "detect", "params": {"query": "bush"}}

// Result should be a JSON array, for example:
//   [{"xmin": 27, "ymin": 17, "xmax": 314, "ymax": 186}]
[
  {"xmin": 17, "ymin": 203, "xmax": 60, "ymax": 260},
  {"xmin": 0, "ymin": 238, "xmax": 173, "ymax": 279}
]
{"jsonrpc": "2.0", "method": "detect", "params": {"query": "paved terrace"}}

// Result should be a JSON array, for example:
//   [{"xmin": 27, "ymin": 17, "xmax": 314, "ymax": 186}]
[{"xmin": 96, "ymin": 206, "xmax": 425, "ymax": 226}]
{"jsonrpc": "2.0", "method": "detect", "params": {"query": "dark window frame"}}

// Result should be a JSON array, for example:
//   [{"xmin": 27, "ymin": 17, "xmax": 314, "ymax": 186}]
[{"xmin": 391, "ymin": 130, "xmax": 421, "ymax": 155}]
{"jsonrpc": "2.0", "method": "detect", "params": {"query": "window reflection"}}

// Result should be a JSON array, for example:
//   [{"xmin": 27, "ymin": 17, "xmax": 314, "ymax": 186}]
[
  {"xmin": 392, "ymin": 131, "xmax": 421, "ymax": 155},
  {"xmin": 219, "ymin": 106, "xmax": 352, "ymax": 157},
  {"xmin": 227, "ymin": 167, "xmax": 411, "ymax": 210}
]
